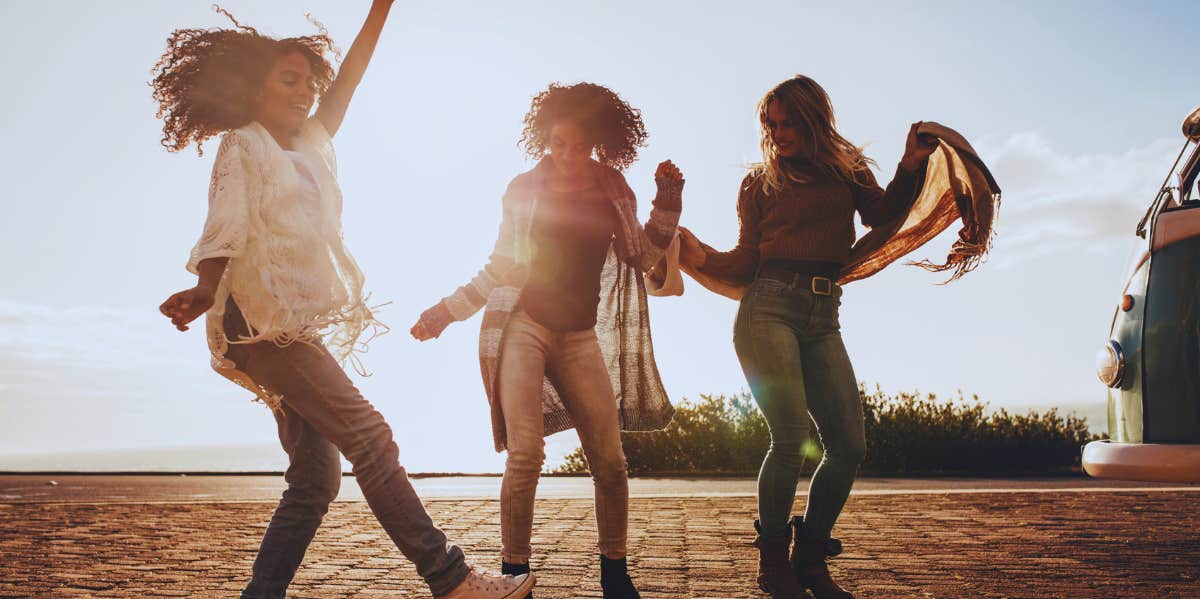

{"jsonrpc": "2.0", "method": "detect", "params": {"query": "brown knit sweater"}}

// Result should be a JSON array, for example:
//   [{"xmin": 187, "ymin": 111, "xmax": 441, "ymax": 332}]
[{"xmin": 698, "ymin": 163, "xmax": 919, "ymax": 285}]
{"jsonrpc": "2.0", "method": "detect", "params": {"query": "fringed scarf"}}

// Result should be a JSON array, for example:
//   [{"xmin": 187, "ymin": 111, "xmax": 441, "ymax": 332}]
[{"xmin": 684, "ymin": 121, "xmax": 1001, "ymax": 298}]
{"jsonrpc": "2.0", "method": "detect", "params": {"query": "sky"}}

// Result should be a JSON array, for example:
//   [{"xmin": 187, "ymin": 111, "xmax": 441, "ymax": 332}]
[{"xmin": 2, "ymin": 0, "xmax": 1199, "ymax": 472}]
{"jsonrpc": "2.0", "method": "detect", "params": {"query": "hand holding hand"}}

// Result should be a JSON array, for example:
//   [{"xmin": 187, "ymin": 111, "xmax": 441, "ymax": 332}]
[
  {"xmin": 677, "ymin": 226, "xmax": 707, "ymax": 269},
  {"xmin": 159, "ymin": 285, "xmax": 215, "ymax": 332},
  {"xmin": 899, "ymin": 122, "xmax": 938, "ymax": 172},
  {"xmin": 655, "ymin": 160, "xmax": 685, "ymax": 193}
]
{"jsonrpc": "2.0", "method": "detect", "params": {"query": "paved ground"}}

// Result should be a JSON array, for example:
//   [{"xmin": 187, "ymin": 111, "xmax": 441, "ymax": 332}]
[
  {"xmin": 1, "ymin": 479, "xmax": 1198, "ymax": 598},
  {"xmin": 3, "ymin": 474, "xmax": 1193, "ymax": 503}
]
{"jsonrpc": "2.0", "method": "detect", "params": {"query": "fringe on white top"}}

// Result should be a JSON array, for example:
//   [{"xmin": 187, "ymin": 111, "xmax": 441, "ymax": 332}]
[{"xmin": 187, "ymin": 117, "xmax": 384, "ymax": 411}]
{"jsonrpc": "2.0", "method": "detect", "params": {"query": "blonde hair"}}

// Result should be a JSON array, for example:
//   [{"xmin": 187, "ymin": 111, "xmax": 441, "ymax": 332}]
[{"xmin": 752, "ymin": 75, "xmax": 875, "ymax": 194}]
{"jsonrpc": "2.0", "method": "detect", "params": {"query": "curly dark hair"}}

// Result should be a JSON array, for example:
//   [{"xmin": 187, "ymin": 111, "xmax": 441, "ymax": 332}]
[
  {"xmin": 519, "ymin": 82, "xmax": 648, "ymax": 171},
  {"xmin": 150, "ymin": 7, "xmax": 339, "ymax": 154}
]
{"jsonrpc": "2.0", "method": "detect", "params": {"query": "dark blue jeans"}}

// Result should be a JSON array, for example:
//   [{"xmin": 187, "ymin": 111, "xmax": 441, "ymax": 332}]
[
  {"xmin": 225, "ymin": 324, "xmax": 469, "ymax": 598},
  {"xmin": 733, "ymin": 276, "xmax": 867, "ymax": 541}
]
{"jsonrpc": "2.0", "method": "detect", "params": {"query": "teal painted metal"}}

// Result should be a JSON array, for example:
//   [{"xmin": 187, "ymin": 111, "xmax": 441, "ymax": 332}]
[
  {"xmin": 1107, "ymin": 256, "xmax": 1148, "ymax": 443},
  {"xmin": 1088, "ymin": 118, "xmax": 1200, "ymax": 480},
  {"xmin": 1143, "ymin": 230, "xmax": 1200, "ymax": 442}
]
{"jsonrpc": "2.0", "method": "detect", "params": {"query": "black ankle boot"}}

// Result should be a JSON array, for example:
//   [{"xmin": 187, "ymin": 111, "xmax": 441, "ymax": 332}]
[
  {"xmin": 790, "ymin": 517, "xmax": 853, "ymax": 599},
  {"xmin": 502, "ymin": 561, "xmax": 532, "ymax": 598},
  {"xmin": 600, "ymin": 555, "xmax": 640, "ymax": 599},
  {"xmin": 754, "ymin": 520, "xmax": 809, "ymax": 598}
]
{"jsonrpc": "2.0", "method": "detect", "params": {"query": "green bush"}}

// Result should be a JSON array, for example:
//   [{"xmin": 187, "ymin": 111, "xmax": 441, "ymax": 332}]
[{"xmin": 554, "ymin": 387, "xmax": 1100, "ymax": 476}]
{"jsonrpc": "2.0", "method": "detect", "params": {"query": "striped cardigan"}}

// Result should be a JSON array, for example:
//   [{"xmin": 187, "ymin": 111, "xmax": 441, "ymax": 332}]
[{"xmin": 426, "ymin": 157, "xmax": 682, "ymax": 452}]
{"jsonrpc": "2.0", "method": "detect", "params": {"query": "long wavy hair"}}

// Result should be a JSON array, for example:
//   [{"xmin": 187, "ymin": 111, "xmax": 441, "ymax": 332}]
[
  {"xmin": 150, "ymin": 7, "xmax": 340, "ymax": 154},
  {"xmin": 752, "ymin": 75, "xmax": 875, "ymax": 194}
]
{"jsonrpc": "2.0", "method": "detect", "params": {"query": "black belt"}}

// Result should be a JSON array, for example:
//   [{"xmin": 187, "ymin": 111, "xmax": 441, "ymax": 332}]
[{"xmin": 756, "ymin": 260, "xmax": 841, "ymax": 296}]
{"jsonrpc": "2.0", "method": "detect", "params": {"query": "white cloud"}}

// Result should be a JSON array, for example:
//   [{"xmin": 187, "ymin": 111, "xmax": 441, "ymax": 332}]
[
  {"xmin": 0, "ymin": 300, "xmax": 208, "ymax": 408},
  {"xmin": 0, "ymin": 299, "xmax": 273, "ymax": 456},
  {"xmin": 976, "ymin": 133, "xmax": 1186, "ymax": 266},
  {"xmin": 0, "ymin": 301, "xmax": 183, "ymax": 370}
]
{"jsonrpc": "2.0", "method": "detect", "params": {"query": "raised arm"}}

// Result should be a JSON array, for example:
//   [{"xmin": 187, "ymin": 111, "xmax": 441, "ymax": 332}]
[
  {"xmin": 315, "ymin": 0, "xmax": 394, "ymax": 137},
  {"xmin": 856, "ymin": 123, "xmax": 937, "ymax": 227},
  {"xmin": 618, "ymin": 161, "xmax": 684, "ymax": 273}
]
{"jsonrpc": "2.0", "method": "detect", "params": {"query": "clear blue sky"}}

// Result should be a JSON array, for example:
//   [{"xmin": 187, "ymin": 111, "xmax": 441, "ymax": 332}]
[{"xmin": 2, "ymin": 0, "xmax": 1198, "ymax": 471}]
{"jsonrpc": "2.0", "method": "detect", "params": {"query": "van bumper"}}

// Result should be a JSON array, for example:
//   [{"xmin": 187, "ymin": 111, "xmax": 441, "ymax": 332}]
[{"xmin": 1083, "ymin": 441, "xmax": 1200, "ymax": 483}]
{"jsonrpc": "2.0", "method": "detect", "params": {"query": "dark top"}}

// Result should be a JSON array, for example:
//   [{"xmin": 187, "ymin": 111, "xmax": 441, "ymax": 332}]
[
  {"xmin": 519, "ymin": 186, "xmax": 619, "ymax": 331},
  {"xmin": 699, "ymin": 163, "xmax": 920, "ymax": 285}
]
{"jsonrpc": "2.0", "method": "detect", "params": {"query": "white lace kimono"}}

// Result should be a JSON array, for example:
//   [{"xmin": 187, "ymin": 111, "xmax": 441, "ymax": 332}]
[{"xmin": 188, "ymin": 117, "xmax": 380, "ymax": 411}]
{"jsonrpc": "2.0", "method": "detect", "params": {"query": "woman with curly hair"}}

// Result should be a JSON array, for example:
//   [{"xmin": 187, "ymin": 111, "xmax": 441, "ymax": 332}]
[
  {"xmin": 154, "ymin": 3, "xmax": 533, "ymax": 598},
  {"xmin": 677, "ymin": 75, "xmax": 939, "ymax": 599},
  {"xmin": 411, "ymin": 82, "xmax": 684, "ymax": 598}
]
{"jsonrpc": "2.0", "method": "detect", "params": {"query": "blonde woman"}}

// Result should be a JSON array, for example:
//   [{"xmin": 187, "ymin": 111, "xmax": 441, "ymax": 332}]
[
  {"xmin": 412, "ymin": 82, "xmax": 683, "ymax": 599},
  {"xmin": 154, "ymin": 3, "xmax": 532, "ymax": 597},
  {"xmin": 678, "ymin": 75, "xmax": 937, "ymax": 599}
]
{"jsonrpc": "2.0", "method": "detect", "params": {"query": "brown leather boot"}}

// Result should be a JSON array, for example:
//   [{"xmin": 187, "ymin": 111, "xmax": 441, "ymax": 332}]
[
  {"xmin": 790, "ymin": 517, "xmax": 853, "ymax": 599},
  {"xmin": 753, "ymin": 520, "xmax": 810, "ymax": 598}
]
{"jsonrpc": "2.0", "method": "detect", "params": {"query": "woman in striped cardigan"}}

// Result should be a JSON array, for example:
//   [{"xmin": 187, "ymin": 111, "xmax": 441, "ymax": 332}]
[{"xmin": 412, "ymin": 82, "xmax": 684, "ymax": 599}]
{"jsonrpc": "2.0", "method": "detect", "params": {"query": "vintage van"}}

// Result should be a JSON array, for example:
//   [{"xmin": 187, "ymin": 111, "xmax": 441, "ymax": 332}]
[{"xmin": 1082, "ymin": 106, "xmax": 1200, "ymax": 483}]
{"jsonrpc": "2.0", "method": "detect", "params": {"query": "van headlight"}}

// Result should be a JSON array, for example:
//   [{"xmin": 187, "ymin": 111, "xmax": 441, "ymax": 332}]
[{"xmin": 1096, "ymin": 340, "xmax": 1125, "ymax": 388}]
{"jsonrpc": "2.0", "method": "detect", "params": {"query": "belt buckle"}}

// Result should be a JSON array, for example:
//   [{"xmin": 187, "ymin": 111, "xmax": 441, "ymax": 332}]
[{"xmin": 811, "ymin": 276, "xmax": 834, "ymax": 296}]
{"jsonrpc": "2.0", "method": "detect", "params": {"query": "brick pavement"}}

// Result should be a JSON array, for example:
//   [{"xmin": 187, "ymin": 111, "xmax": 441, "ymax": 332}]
[{"xmin": 1, "ymin": 491, "xmax": 1198, "ymax": 598}]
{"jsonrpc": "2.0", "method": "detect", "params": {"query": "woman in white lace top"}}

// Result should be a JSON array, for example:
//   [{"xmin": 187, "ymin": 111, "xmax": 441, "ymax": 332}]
[{"xmin": 153, "ymin": 3, "xmax": 532, "ymax": 598}]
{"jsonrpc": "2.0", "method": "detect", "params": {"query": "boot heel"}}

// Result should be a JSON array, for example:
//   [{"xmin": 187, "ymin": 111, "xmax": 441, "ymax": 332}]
[
  {"xmin": 753, "ymin": 519, "xmax": 807, "ymax": 598},
  {"xmin": 790, "ymin": 517, "xmax": 854, "ymax": 599}
]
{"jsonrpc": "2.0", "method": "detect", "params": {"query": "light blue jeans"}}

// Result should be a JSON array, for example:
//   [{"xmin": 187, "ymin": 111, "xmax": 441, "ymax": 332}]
[
  {"xmin": 733, "ymin": 276, "xmax": 867, "ymax": 541},
  {"xmin": 498, "ymin": 309, "xmax": 629, "ymax": 564},
  {"xmin": 225, "ymin": 306, "xmax": 469, "ymax": 598}
]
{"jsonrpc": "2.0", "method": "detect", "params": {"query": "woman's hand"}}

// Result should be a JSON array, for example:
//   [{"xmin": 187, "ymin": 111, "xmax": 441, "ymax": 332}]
[
  {"xmin": 410, "ymin": 319, "xmax": 435, "ymax": 342},
  {"xmin": 410, "ymin": 302, "xmax": 452, "ymax": 342},
  {"xmin": 655, "ymin": 160, "xmax": 685, "ymax": 192},
  {"xmin": 677, "ymin": 226, "xmax": 707, "ymax": 269},
  {"xmin": 159, "ymin": 285, "xmax": 215, "ymax": 332},
  {"xmin": 899, "ymin": 122, "xmax": 939, "ymax": 172}
]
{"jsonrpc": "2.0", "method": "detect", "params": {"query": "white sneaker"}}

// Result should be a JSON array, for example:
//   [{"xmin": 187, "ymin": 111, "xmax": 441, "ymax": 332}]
[{"xmin": 438, "ymin": 567, "xmax": 535, "ymax": 599}]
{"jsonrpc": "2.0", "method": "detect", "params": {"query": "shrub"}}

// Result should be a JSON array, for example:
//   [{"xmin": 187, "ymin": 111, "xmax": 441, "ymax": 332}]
[{"xmin": 554, "ymin": 387, "xmax": 1100, "ymax": 476}]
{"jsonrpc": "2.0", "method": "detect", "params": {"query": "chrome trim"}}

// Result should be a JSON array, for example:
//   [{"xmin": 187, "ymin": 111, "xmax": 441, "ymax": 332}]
[
  {"xmin": 1185, "ymin": 105, "xmax": 1200, "ymax": 141},
  {"xmin": 1136, "ymin": 139, "xmax": 1193, "ymax": 238},
  {"xmin": 1098, "ymin": 339, "xmax": 1126, "ymax": 389}
]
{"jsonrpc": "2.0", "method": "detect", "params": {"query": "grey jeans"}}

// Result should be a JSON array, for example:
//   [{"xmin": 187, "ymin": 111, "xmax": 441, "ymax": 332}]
[
  {"xmin": 733, "ymin": 276, "xmax": 867, "ymax": 540},
  {"xmin": 225, "ymin": 306, "xmax": 469, "ymax": 598},
  {"xmin": 498, "ymin": 309, "xmax": 629, "ymax": 563}
]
